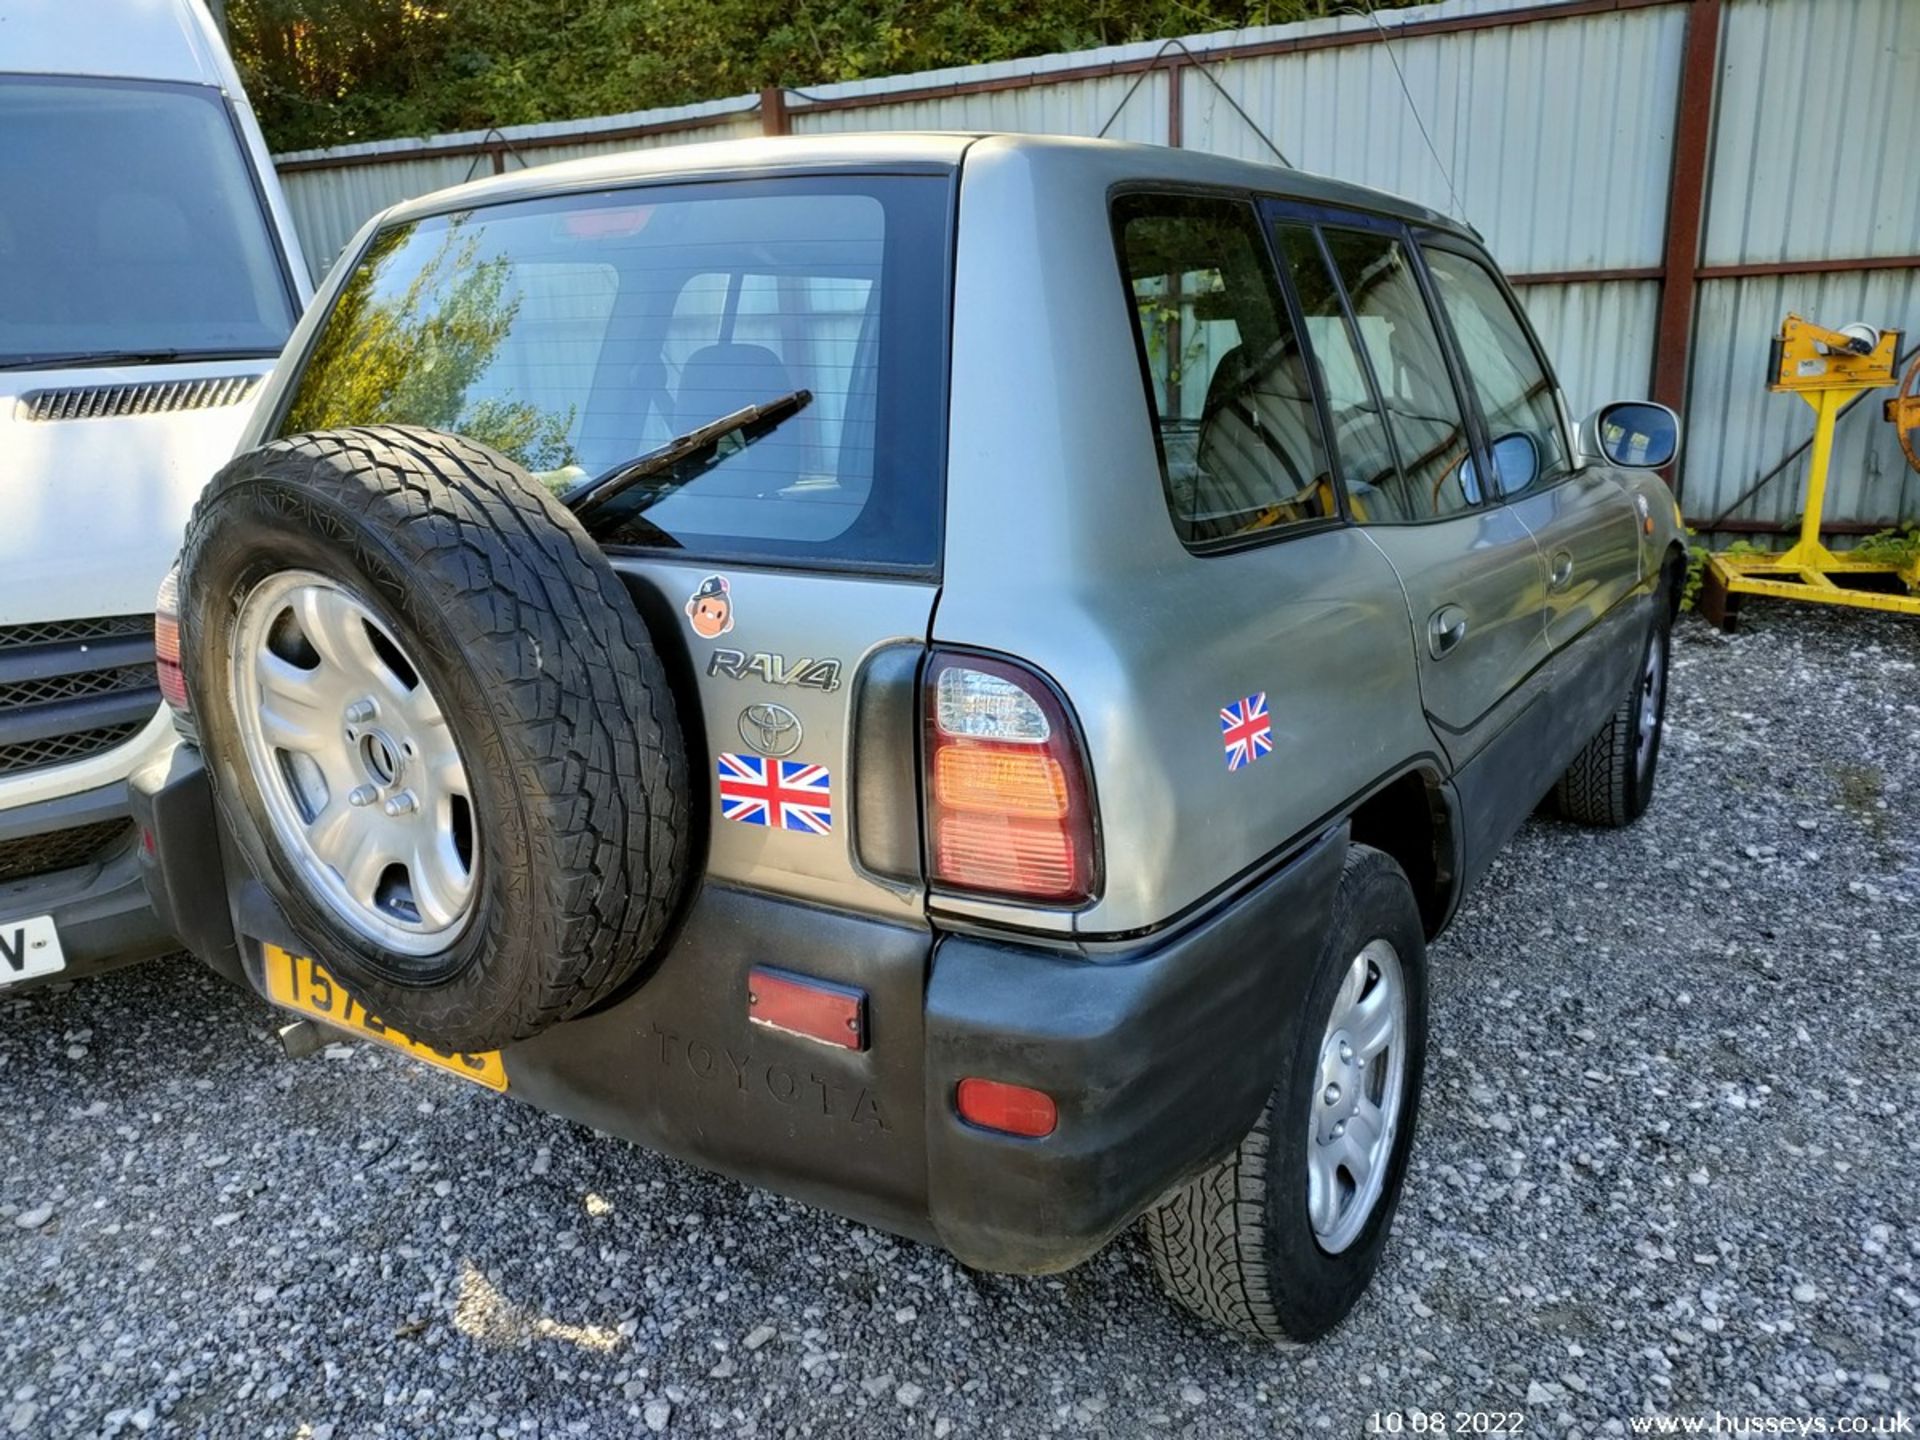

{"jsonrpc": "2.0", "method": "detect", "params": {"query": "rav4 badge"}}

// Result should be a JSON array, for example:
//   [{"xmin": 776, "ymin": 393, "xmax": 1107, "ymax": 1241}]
[{"xmin": 707, "ymin": 649, "xmax": 842, "ymax": 693}]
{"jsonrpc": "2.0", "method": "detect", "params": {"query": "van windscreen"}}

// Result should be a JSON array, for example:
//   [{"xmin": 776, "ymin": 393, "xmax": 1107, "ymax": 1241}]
[
  {"xmin": 276, "ymin": 175, "xmax": 951, "ymax": 570},
  {"xmin": 0, "ymin": 77, "xmax": 296, "ymax": 367}
]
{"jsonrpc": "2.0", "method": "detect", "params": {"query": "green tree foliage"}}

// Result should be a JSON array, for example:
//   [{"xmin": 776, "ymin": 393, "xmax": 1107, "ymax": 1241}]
[
  {"xmin": 227, "ymin": 0, "xmax": 1425, "ymax": 153},
  {"xmin": 283, "ymin": 217, "xmax": 576, "ymax": 470}
]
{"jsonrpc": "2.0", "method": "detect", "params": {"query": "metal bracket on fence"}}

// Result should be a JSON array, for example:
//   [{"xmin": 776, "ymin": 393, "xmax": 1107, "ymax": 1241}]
[
  {"xmin": 1095, "ymin": 38, "xmax": 1292, "ymax": 168},
  {"xmin": 462, "ymin": 127, "xmax": 532, "ymax": 183}
]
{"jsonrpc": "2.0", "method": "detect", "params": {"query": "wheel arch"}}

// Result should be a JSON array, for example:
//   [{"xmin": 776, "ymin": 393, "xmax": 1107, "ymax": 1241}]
[
  {"xmin": 1344, "ymin": 765, "xmax": 1459, "ymax": 940},
  {"xmin": 1663, "ymin": 540, "xmax": 1687, "ymax": 618}
]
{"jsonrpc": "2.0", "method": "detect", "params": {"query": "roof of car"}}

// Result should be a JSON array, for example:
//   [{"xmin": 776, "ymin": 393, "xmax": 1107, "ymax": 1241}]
[
  {"xmin": 382, "ymin": 132, "xmax": 1471, "ymax": 240},
  {"xmin": 0, "ymin": 0, "xmax": 232, "ymax": 86}
]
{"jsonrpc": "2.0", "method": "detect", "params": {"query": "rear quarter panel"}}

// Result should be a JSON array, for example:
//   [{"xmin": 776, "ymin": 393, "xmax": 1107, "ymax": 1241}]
[{"xmin": 935, "ymin": 140, "xmax": 1434, "ymax": 937}]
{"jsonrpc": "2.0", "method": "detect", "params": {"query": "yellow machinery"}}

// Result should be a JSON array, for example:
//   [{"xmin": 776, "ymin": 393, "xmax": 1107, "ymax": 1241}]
[
  {"xmin": 1701, "ymin": 313, "xmax": 1918, "ymax": 628},
  {"xmin": 1889, "ymin": 349, "xmax": 1920, "ymax": 477}
]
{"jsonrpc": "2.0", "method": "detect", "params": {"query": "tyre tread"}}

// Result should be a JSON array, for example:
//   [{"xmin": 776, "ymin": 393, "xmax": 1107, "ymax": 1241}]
[{"xmin": 1144, "ymin": 844, "xmax": 1420, "ymax": 1345}]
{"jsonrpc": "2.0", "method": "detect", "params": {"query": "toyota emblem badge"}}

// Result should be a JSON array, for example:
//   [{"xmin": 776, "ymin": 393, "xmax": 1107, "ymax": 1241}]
[{"xmin": 739, "ymin": 702, "xmax": 803, "ymax": 758}]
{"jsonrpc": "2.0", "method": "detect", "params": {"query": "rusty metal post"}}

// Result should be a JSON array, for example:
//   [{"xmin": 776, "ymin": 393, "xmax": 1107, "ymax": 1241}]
[
  {"xmin": 1166, "ymin": 56, "xmax": 1185, "ymax": 147},
  {"xmin": 760, "ymin": 86, "xmax": 789, "ymax": 137},
  {"xmin": 1649, "ymin": 0, "xmax": 1724, "ymax": 496}
]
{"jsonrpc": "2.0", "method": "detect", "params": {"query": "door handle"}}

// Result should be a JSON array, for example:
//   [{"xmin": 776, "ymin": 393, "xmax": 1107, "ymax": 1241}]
[
  {"xmin": 1549, "ymin": 550, "xmax": 1575, "ymax": 593},
  {"xmin": 1427, "ymin": 606, "xmax": 1469, "ymax": 659}
]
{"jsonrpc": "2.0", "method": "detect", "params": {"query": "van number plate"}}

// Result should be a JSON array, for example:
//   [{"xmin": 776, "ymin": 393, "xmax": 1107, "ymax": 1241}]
[{"xmin": 0, "ymin": 916, "xmax": 64, "ymax": 987}]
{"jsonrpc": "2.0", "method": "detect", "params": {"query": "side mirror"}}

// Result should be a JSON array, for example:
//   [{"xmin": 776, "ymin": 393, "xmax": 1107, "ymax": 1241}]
[
  {"xmin": 1490, "ymin": 431, "xmax": 1540, "ymax": 496},
  {"xmin": 1455, "ymin": 453, "xmax": 1485, "ymax": 506},
  {"xmin": 1579, "ymin": 401, "xmax": 1680, "ymax": 469},
  {"xmin": 1460, "ymin": 432, "xmax": 1542, "ymax": 502}
]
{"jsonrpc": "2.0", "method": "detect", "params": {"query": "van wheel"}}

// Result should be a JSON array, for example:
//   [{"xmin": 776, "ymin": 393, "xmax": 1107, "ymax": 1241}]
[
  {"xmin": 179, "ymin": 426, "xmax": 692, "ymax": 1053},
  {"xmin": 1551, "ymin": 605, "xmax": 1670, "ymax": 828},
  {"xmin": 1143, "ymin": 844, "xmax": 1427, "ymax": 1343}
]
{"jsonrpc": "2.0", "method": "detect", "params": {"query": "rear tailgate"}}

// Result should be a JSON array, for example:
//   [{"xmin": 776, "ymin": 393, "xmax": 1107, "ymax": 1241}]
[
  {"xmin": 256, "ymin": 166, "xmax": 959, "ymax": 923},
  {"xmin": 613, "ymin": 559, "xmax": 935, "ymax": 920}
]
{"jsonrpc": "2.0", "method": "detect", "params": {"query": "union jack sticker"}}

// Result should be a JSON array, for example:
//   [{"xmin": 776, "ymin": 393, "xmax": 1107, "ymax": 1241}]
[
  {"xmin": 1220, "ymin": 693, "xmax": 1273, "ymax": 772},
  {"xmin": 716, "ymin": 753, "xmax": 833, "ymax": 835}
]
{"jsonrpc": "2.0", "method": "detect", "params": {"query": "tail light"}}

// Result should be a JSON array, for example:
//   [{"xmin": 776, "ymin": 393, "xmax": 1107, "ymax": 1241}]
[
  {"xmin": 155, "ymin": 564, "xmax": 188, "ymax": 713},
  {"xmin": 923, "ymin": 653, "xmax": 1098, "ymax": 905}
]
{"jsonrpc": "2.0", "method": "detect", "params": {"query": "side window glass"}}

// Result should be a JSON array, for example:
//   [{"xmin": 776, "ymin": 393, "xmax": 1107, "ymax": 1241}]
[
  {"xmin": 1115, "ymin": 193, "xmax": 1335, "ymax": 548},
  {"xmin": 1318, "ymin": 228, "xmax": 1479, "ymax": 521},
  {"xmin": 1273, "ymin": 223, "xmax": 1406, "ymax": 524},
  {"xmin": 1422, "ymin": 246, "xmax": 1570, "ymax": 498}
]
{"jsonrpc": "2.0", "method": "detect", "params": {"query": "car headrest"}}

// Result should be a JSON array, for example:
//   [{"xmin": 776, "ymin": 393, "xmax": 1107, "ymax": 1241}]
[{"xmin": 676, "ymin": 343, "xmax": 794, "ymax": 428}]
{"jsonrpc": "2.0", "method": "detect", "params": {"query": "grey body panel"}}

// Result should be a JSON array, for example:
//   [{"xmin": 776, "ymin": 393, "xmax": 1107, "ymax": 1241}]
[
  {"xmin": 610, "ymin": 558, "xmax": 935, "ymax": 924},
  {"xmin": 1451, "ymin": 581, "xmax": 1656, "ymax": 888},
  {"xmin": 233, "ymin": 132, "xmax": 1684, "ymax": 946},
  {"xmin": 1360, "ymin": 510, "xmax": 1549, "ymax": 772},
  {"xmin": 935, "ymin": 140, "xmax": 1433, "ymax": 937},
  {"xmin": 1507, "ymin": 468, "xmax": 1644, "ymax": 654}
]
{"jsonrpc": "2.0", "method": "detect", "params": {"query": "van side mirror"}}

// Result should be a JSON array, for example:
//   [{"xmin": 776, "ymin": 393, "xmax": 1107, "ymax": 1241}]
[{"xmin": 1579, "ymin": 401, "xmax": 1679, "ymax": 469}]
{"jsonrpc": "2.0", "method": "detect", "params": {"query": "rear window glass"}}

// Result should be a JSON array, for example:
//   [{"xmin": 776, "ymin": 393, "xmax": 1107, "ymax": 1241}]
[{"xmin": 276, "ymin": 176, "xmax": 950, "ymax": 569}]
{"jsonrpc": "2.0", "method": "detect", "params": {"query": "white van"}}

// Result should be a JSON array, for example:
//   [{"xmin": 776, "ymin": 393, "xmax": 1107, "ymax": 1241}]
[{"xmin": 0, "ymin": 0, "xmax": 309, "ymax": 986}]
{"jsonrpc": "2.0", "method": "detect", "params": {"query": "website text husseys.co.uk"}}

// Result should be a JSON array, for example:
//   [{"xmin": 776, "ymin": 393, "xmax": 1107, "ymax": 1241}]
[{"xmin": 1627, "ymin": 1414, "xmax": 1913, "ymax": 1437}]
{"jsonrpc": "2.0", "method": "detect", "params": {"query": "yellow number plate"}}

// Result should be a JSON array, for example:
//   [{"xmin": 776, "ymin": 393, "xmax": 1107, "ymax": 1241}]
[{"xmin": 262, "ymin": 944, "xmax": 507, "ymax": 1091}]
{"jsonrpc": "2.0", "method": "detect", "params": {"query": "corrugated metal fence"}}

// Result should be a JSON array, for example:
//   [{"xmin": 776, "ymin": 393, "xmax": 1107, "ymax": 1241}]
[{"xmin": 272, "ymin": 0, "xmax": 1920, "ymax": 536}]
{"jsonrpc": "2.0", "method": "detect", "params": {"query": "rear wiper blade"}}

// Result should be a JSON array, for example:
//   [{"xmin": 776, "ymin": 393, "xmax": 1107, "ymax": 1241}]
[{"xmin": 564, "ymin": 389, "xmax": 812, "ymax": 529}]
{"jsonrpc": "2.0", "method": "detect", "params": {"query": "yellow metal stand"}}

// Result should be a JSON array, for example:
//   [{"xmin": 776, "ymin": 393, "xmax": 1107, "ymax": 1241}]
[{"xmin": 1701, "ymin": 314, "xmax": 1918, "ymax": 629}]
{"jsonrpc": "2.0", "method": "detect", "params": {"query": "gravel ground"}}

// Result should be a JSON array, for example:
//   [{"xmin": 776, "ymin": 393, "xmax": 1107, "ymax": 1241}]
[{"xmin": 2, "ymin": 606, "xmax": 1915, "ymax": 1439}]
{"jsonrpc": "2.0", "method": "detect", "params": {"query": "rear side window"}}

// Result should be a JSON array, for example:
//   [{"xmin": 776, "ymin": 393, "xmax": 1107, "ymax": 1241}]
[
  {"xmin": 1316, "ymin": 228, "xmax": 1478, "ymax": 523},
  {"xmin": 276, "ymin": 176, "xmax": 950, "ymax": 570},
  {"xmin": 1114, "ymin": 193, "xmax": 1334, "ymax": 549},
  {"xmin": 1421, "ymin": 246, "xmax": 1570, "ymax": 498},
  {"xmin": 1272, "ymin": 224, "xmax": 1405, "ymax": 524}
]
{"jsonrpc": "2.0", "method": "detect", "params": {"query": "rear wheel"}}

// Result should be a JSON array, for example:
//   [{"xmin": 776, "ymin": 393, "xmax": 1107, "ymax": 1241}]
[
  {"xmin": 1144, "ymin": 844, "xmax": 1428, "ymax": 1343},
  {"xmin": 1551, "ymin": 605, "xmax": 1670, "ymax": 828},
  {"xmin": 180, "ymin": 426, "xmax": 692, "ymax": 1053}
]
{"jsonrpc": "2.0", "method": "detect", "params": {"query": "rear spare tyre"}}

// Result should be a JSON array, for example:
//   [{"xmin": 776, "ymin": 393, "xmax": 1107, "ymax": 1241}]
[{"xmin": 178, "ymin": 426, "xmax": 691, "ymax": 1053}]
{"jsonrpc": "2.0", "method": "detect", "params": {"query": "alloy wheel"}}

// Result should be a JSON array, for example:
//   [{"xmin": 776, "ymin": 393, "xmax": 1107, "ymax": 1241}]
[
  {"xmin": 1306, "ymin": 938, "xmax": 1409, "ymax": 1254},
  {"xmin": 229, "ymin": 571, "xmax": 478, "ymax": 956}
]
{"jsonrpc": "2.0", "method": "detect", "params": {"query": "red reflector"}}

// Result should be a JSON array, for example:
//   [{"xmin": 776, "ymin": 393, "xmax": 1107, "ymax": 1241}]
[
  {"xmin": 955, "ymin": 1077, "xmax": 1057, "ymax": 1138},
  {"xmin": 141, "ymin": 829, "xmax": 155, "ymax": 855},
  {"xmin": 747, "ymin": 966, "xmax": 866, "ymax": 1051}
]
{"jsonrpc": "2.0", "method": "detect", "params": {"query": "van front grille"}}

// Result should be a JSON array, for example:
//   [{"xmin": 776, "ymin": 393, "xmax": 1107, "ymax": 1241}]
[
  {"xmin": 0, "ymin": 664, "xmax": 156, "ymax": 711},
  {"xmin": 0, "ymin": 616, "xmax": 158, "ymax": 778},
  {"xmin": 0, "ymin": 819, "xmax": 135, "ymax": 885},
  {"xmin": 0, "ymin": 616, "xmax": 151, "ymax": 647},
  {"xmin": 16, "ymin": 374, "xmax": 261, "ymax": 422}
]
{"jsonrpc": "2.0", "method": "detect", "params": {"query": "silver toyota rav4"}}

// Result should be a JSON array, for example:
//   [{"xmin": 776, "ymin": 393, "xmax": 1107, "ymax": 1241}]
[{"xmin": 134, "ymin": 133, "xmax": 1685, "ymax": 1342}]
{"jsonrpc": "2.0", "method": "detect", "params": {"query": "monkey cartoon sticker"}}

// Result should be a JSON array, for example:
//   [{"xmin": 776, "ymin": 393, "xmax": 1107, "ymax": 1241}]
[{"xmin": 685, "ymin": 575, "xmax": 734, "ymax": 639}]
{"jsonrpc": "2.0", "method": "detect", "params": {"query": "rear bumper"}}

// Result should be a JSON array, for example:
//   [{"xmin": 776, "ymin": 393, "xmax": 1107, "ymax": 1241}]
[
  {"xmin": 133, "ymin": 746, "xmax": 1343, "ymax": 1273},
  {"xmin": 0, "ymin": 778, "xmax": 174, "ymax": 987}
]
